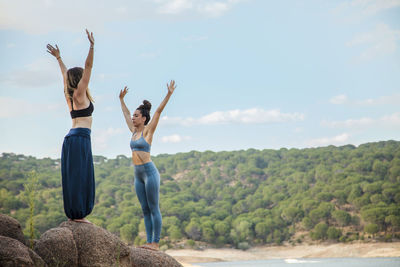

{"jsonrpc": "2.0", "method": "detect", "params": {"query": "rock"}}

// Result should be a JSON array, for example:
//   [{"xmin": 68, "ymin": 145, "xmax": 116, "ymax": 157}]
[
  {"xmin": 130, "ymin": 247, "xmax": 183, "ymax": 267},
  {"xmin": 0, "ymin": 214, "xmax": 26, "ymax": 245},
  {"xmin": 34, "ymin": 227, "xmax": 78, "ymax": 267},
  {"xmin": 59, "ymin": 221, "xmax": 131, "ymax": 267},
  {"xmin": 28, "ymin": 248, "xmax": 47, "ymax": 267},
  {"xmin": 0, "ymin": 236, "xmax": 46, "ymax": 267},
  {"xmin": 0, "ymin": 213, "xmax": 185, "ymax": 267}
]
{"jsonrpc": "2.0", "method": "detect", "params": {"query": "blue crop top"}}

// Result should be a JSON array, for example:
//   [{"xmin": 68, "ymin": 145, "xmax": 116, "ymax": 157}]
[{"xmin": 130, "ymin": 132, "xmax": 151, "ymax": 152}]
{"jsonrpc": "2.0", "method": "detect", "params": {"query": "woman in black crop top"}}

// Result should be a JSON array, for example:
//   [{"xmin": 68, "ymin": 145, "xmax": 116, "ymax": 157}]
[{"xmin": 47, "ymin": 29, "xmax": 96, "ymax": 224}]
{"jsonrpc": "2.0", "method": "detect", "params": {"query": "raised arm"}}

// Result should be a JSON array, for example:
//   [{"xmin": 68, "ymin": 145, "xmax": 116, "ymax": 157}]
[
  {"xmin": 146, "ymin": 80, "xmax": 176, "ymax": 135},
  {"xmin": 76, "ymin": 29, "xmax": 94, "ymax": 97},
  {"xmin": 47, "ymin": 44, "xmax": 69, "ymax": 100},
  {"xmin": 119, "ymin": 86, "xmax": 135, "ymax": 132}
]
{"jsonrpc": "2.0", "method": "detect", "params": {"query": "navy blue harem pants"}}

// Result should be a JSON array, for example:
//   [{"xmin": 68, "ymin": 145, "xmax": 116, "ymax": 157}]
[{"xmin": 61, "ymin": 127, "xmax": 95, "ymax": 219}]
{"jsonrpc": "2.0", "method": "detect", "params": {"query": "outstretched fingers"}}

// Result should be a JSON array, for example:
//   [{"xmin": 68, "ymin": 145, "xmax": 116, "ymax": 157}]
[
  {"xmin": 46, "ymin": 44, "xmax": 59, "ymax": 57},
  {"xmin": 86, "ymin": 29, "xmax": 95, "ymax": 45},
  {"xmin": 119, "ymin": 86, "xmax": 129, "ymax": 99},
  {"xmin": 167, "ymin": 80, "xmax": 176, "ymax": 93}
]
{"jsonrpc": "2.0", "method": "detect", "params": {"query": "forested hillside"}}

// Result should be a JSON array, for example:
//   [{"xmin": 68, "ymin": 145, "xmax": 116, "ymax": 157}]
[{"xmin": 1, "ymin": 140, "xmax": 400, "ymax": 249}]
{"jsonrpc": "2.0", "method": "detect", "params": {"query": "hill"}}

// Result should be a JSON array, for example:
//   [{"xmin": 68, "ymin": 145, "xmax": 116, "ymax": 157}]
[{"xmin": 1, "ymin": 140, "xmax": 399, "ymax": 248}]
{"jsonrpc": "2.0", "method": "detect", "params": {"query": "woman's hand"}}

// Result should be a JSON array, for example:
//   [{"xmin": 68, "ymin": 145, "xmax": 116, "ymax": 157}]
[
  {"xmin": 167, "ymin": 80, "xmax": 176, "ymax": 94},
  {"xmin": 86, "ymin": 29, "xmax": 94, "ymax": 47},
  {"xmin": 119, "ymin": 86, "xmax": 129, "ymax": 100},
  {"xmin": 46, "ymin": 44, "xmax": 60, "ymax": 59}
]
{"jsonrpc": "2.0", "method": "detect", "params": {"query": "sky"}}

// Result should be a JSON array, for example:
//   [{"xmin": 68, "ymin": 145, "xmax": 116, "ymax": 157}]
[{"xmin": 0, "ymin": 0, "xmax": 399, "ymax": 159}]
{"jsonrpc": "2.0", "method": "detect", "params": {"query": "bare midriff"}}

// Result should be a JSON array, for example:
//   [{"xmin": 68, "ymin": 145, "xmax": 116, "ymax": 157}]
[
  {"xmin": 71, "ymin": 116, "xmax": 92, "ymax": 129},
  {"xmin": 132, "ymin": 151, "xmax": 151, "ymax": 165}
]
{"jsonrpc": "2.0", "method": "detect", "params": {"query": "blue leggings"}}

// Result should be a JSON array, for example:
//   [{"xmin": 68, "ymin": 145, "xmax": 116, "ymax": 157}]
[{"xmin": 134, "ymin": 161, "xmax": 162, "ymax": 243}]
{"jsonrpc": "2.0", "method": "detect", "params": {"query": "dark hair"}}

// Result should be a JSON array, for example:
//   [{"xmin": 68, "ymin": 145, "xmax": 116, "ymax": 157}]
[
  {"xmin": 137, "ymin": 100, "xmax": 152, "ymax": 125},
  {"xmin": 66, "ymin": 67, "xmax": 83, "ymax": 98},
  {"xmin": 66, "ymin": 67, "xmax": 94, "ymax": 102}
]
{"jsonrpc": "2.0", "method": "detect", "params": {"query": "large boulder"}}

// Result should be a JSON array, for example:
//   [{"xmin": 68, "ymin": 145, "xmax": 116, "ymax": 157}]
[
  {"xmin": 0, "ymin": 236, "xmax": 46, "ymax": 267},
  {"xmin": 34, "ymin": 227, "xmax": 78, "ymax": 267},
  {"xmin": 33, "ymin": 219, "xmax": 182, "ymax": 267},
  {"xmin": 57, "ymin": 221, "xmax": 131, "ymax": 266},
  {"xmin": 0, "ymin": 214, "xmax": 26, "ymax": 245},
  {"xmin": 130, "ymin": 247, "xmax": 183, "ymax": 267}
]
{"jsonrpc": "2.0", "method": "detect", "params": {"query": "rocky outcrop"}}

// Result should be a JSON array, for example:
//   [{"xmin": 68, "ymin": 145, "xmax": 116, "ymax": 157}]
[
  {"xmin": 57, "ymin": 221, "xmax": 131, "ymax": 267},
  {"xmin": 0, "ymin": 214, "xmax": 26, "ymax": 245},
  {"xmin": 0, "ymin": 236, "xmax": 46, "ymax": 267},
  {"xmin": 34, "ymin": 227, "xmax": 78, "ymax": 267},
  {"xmin": 0, "ymin": 214, "xmax": 182, "ymax": 267},
  {"xmin": 130, "ymin": 247, "xmax": 183, "ymax": 267},
  {"xmin": 34, "ymin": 220, "xmax": 182, "ymax": 266}
]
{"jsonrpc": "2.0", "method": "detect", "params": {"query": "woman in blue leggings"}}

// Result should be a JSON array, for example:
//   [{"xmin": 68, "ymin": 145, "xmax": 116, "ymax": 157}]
[{"xmin": 119, "ymin": 81, "xmax": 176, "ymax": 250}]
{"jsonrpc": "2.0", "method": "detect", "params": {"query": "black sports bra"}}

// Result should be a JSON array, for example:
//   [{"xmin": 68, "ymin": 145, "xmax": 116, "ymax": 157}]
[{"xmin": 70, "ymin": 101, "xmax": 94, "ymax": 119}]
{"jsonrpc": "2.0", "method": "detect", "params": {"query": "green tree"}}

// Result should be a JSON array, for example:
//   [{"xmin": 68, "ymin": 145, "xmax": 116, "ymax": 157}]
[
  {"xmin": 332, "ymin": 210, "xmax": 351, "ymax": 226},
  {"xmin": 255, "ymin": 222, "xmax": 269, "ymax": 239},
  {"xmin": 364, "ymin": 223, "xmax": 379, "ymax": 236},
  {"xmin": 302, "ymin": 217, "xmax": 313, "ymax": 230},
  {"xmin": 185, "ymin": 221, "xmax": 202, "ymax": 241},
  {"xmin": 120, "ymin": 224, "xmax": 138, "ymax": 243},
  {"xmin": 327, "ymin": 227, "xmax": 341, "ymax": 240},
  {"xmin": 310, "ymin": 222, "xmax": 328, "ymax": 240},
  {"xmin": 168, "ymin": 225, "xmax": 183, "ymax": 241},
  {"xmin": 214, "ymin": 221, "xmax": 230, "ymax": 238},
  {"xmin": 385, "ymin": 215, "xmax": 400, "ymax": 232}
]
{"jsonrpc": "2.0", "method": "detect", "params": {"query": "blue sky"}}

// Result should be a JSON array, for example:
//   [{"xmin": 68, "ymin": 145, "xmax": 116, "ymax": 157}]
[{"xmin": 0, "ymin": 0, "xmax": 399, "ymax": 159}]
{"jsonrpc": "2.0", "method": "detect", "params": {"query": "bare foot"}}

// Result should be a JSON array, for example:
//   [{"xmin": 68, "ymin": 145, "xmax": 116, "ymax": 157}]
[{"xmin": 73, "ymin": 218, "xmax": 92, "ymax": 224}]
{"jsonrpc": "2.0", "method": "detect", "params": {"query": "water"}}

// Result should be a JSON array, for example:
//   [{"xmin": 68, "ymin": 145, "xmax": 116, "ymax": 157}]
[{"xmin": 195, "ymin": 257, "xmax": 400, "ymax": 267}]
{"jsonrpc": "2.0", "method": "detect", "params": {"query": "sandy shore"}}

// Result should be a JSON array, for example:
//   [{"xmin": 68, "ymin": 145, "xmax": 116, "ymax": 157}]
[{"xmin": 166, "ymin": 242, "xmax": 400, "ymax": 267}]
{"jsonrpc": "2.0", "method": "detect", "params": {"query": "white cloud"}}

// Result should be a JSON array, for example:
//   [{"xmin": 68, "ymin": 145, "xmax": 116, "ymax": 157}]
[
  {"xmin": 329, "ymin": 93, "xmax": 400, "ymax": 106},
  {"xmin": 330, "ymin": 94, "xmax": 348, "ymax": 105},
  {"xmin": 346, "ymin": 23, "xmax": 400, "ymax": 61},
  {"xmin": 321, "ymin": 117, "xmax": 375, "ymax": 128},
  {"xmin": 0, "ymin": 97, "xmax": 65, "ymax": 118},
  {"xmin": 0, "ymin": 97, "xmax": 35, "ymax": 118},
  {"xmin": 357, "ymin": 94, "xmax": 400, "ymax": 106},
  {"xmin": 307, "ymin": 133, "xmax": 350, "ymax": 147},
  {"xmin": 199, "ymin": 1, "xmax": 230, "ymax": 17},
  {"xmin": 0, "ymin": 58, "xmax": 60, "ymax": 88},
  {"xmin": 381, "ymin": 112, "xmax": 400, "ymax": 125},
  {"xmin": 0, "ymin": 0, "xmax": 244, "ymax": 34},
  {"xmin": 199, "ymin": 0, "xmax": 244, "ymax": 17},
  {"xmin": 322, "ymin": 112, "xmax": 400, "ymax": 129},
  {"xmin": 92, "ymin": 127, "xmax": 124, "ymax": 150},
  {"xmin": 155, "ymin": 0, "xmax": 243, "ymax": 16},
  {"xmin": 161, "ymin": 134, "xmax": 191, "ymax": 143},
  {"xmin": 161, "ymin": 108, "xmax": 304, "ymax": 126},
  {"xmin": 157, "ymin": 0, "xmax": 193, "ymax": 14},
  {"xmin": 358, "ymin": 0, "xmax": 400, "ymax": 16},
  {"xmin": 351, "ymin": 0, "xmax": 400, "ymax": 16},
  {"xmin": 333, "ymin": 0, "xmax": 400, "ymax": 22}
]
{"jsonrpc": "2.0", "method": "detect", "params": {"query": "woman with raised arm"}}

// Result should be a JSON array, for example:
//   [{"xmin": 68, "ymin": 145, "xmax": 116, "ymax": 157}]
[
  {"xmin": 46, "ymin": 29, "xmax": 95, "ymax": 224},
  {"xmin": 119, "ymin": 81, "xmax": 176, "ymax": 250}
]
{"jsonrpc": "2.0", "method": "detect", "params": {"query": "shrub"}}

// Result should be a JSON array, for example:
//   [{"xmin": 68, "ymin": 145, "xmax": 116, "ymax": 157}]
[
  {"xmin": 238, "ymin": 242, "xmax": 250, "ymax": 250},
  {"xmin": 364, "ymin": 224, "xmax": 379, "ymax": 235},
  {"xmin": 310, "ymin": 222, "xmax": 328, "ymax": 240},
  {"xmin": 327, "ymin": 227, "xmax": 342, "ymax": 240}
]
